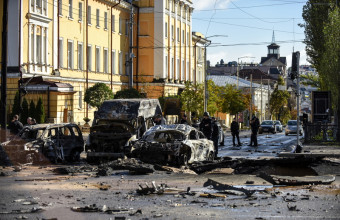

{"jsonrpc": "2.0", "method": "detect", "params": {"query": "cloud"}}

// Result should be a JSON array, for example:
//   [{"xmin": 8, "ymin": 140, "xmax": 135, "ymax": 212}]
[
  {"xmin": 207, "ymin": 51, "xmax": 228, "ymax": 66},
  {"xmin": 192, "ymin": 0, "xmax": 231, "ymax": 11}
]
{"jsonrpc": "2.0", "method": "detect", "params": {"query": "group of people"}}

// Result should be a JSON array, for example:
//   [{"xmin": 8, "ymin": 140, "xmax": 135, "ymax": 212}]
[
  {"xmin": 7, "ymin": 115, "xmax": 37, "ymax": 135},
  {"xmin": 153, "ymin": 112, "xmax": 260, "ymax": 151}
]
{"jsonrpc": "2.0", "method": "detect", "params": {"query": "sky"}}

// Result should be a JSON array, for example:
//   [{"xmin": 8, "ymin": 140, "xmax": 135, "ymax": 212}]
[{"xmin": 191, "ymin": 0, "xmax": 309, "ymax": 67}]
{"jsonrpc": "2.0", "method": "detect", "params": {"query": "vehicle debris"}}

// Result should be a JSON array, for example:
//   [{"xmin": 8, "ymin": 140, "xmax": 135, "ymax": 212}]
[
  {"xmin": 86, "ymin": 99, "xmax": 162, "ymax": 162},
  {"xmin": 0, "ymin": 207, "xmax": 44, "ymax": 214},
  {"xmin": 259, "ymin": 172, "xmax": 335, "ymax": 185},
  {"xmin": 131, "ymin": 124, "xmax": 215, "ymax": 165},
  {"xmin": 199, "ymin": 193, "xmax": 226, "ymax": 198},
  {"xmin": 101, "ymin": 158, "xmax": 155, "ymax": 174},
  {"xmin": 136, "ymin": 181, "xmax": 167, "ymax": 195},
  {"xmin": 203, "ymin": 178, "xmax": 256, "ymax": 197}
]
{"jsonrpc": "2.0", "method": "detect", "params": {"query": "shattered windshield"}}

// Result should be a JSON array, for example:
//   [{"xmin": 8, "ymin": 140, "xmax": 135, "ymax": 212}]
[{"xmin": 143, "ymin": 131, "xmax": 184, "ymax": 142}]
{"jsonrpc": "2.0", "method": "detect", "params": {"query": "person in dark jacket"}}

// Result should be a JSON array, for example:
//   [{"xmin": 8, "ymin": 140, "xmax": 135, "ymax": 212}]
[
  {"xmin": 7, "ymin": 115, "xmax": 23, "ymax": 135},
  {"xmin": 199, "ymin": 112, "xmax": 212, "ymax": 140},
  {"xmin": 230, "ymin": 117, "xmax": 241, "ymax": 146},
  {"xmin": 211, "ymin": 117, "xmax": 219, "ymax": 157},
  {"xmin": 180, "ymin": 114, "xmax": 188, "ymax": 125},
  {"xmin": 153, "ymin": 114, "xmax": 166, "ymax": 125},
  {"xmin": 249, "ymin": 115, "xmax": 260, "ymax": 146}
]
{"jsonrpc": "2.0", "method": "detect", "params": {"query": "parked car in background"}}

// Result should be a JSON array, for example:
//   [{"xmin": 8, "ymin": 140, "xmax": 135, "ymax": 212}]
[
  {"xmin": 130, "ymin": 124, "xmax": 215, "ymax": 165},
  {"xmin": 274, "ymin": 120, "xmax": 283, "ymax": 132},
  {"xmin": 259, "ymin": 120, "xmax": 276, "ymax": 134},
  {"xmin": 216, "ymin": 121, "xmax": 225, "ymax": 146},
  {"xmin": 285, "ymin": 120, "xmax": 303, "ymax": 136},
  {"xmin": 0, "ymin": 123, "xmax": 84, "ymax": 165}
]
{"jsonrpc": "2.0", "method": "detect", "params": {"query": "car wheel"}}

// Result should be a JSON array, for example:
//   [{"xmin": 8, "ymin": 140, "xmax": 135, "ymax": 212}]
[
  {"xmin": 220, "ymin": 135, "xmax": 225, "ymax": 146},
  {"xmin": 285, "ymin": 133, "xmax": 288, "ymax": 136},
  {"xmin": 179, "ymin": 152, "xmax": 189, "ymax": 166},
  {"xmin": 207, "ymin": 151, "xmax": 214, "ymax": 161},
  {"xmin": 69, "ymin": 149, "xmax": 81, "ymax": 162}
]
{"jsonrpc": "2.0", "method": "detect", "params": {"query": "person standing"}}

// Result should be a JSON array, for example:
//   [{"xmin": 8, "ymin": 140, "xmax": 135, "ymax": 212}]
[
  {"xmin": 231, "ymin": 117, "xmax": 241, "ymax": 146},
  {"xmin": 211, "ymin": 117, "xmax": 219, "ymax": 157},
  {"xmin": 7, "ymin": 115, "xmax": 24, "ymax": 135},
  {"xmin": 199, "ymin": 112, "xmax": 212, "ymax": 140},
  {"xmin": 153, "ymin": 114, "xmax": 166, "ymax": 125},
  {"xmin": 180, "ymin": 114, "xmax": 188, "ymax": 125},
  {"xmin": 249, "ymin": 115, "xmax": 259, "ymax": 147}
]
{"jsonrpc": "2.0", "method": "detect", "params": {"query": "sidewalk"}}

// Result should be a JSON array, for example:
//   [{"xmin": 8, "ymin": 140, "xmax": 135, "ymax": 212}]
[{"xmin": 278, "ymin": 143, "xmax": 340, "ymax": 158}]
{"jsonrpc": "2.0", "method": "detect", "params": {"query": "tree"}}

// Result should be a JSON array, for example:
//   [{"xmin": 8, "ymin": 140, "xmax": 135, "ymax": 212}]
[
  {"xmin": 207, "ymin": 80, "xmax": 222, "ymax": 116},
  {"xmin": 28, "ymin": 100, "xmax": 36, "ymax": 121},
  {"xmin": 36, "ymin": 97, "xmax": 45, "ymax": 123},
  {"xmin": 179, "ymin": 82, "xmax": 204, "ymax": 119},
  {"xmin": 114, "ymin": 88, "xmax": 143, "ymax": 99},
  {"xmin": 11, "ymin": 92, "xmax": 21, "ymax": 119},
  {"xmin": 300, "ymin": 72, "xmax": 321, "ymax": 88},
  {"xmin": 21, "ymin": 98, "xmax": 29, "ymax": 124},
  {"xmin": 269, "ymin": 87, "xmax": 290, "ymax": 121},
  {"xmin": 84, "ymin": 83, "xmax": 114, "ymax": 109},
  {"xmin": 220, "ymin": 85, "xmax": 247, "ymax": 115}
]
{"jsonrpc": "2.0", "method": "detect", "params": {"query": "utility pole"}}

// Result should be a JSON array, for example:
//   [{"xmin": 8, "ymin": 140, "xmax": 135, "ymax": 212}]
[
  {"xmin": 292, "ymin": 51, "xmax": 301, "ymax": 149},
  {"xmin": 203, "ymin": 40, "xmax": 211, "ymax": 112},
  {"xmin": 261, "ymin": 76, "xmax": 263, "ymax": 121},
  {"xmin": 249, "ymin": 74, "xmax": 253, "ymax": 121},
  {"xmin": 128, "ymin": 4, "xmax": 134, "ymax": 89},
  {"xmin": 1, "ymin": 0, "xmax": 8, "ymax": 132}
]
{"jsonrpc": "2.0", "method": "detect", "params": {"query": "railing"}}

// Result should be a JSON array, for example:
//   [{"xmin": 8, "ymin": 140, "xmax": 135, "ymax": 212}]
[{"xmin": 304, "ymin": 123, "xmax": 338, "ymax": 143}]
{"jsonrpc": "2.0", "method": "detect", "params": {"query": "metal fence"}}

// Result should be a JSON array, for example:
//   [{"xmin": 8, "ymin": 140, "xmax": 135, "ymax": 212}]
[{"xmin": 304, "ymin": 123, "xmax": 338, "ymax": 143}]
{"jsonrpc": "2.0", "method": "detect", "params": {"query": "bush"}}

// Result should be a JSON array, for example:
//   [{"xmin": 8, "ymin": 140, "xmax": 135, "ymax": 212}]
[
  {"xmin": 28, "ymin": 100, "xmax": 36, "ymax": 121},
  {"xmin": 114, "ymin": 88, "xmax": 143, "ymax": 99},
  {"xmin": 36, "ymin": 97, "xmax": 45, "ymax": 123}
]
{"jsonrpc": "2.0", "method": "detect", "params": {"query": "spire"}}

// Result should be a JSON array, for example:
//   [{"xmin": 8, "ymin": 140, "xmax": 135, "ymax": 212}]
[{"xmin": 272, "ymin": 30, "xmax": 275, "ymax": 43}]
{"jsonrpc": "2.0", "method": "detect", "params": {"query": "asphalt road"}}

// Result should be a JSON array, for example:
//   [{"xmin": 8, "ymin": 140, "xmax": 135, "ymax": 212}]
[{"xmin": 219, "ymin": 131, "xmax": 304, "ymax": 158}]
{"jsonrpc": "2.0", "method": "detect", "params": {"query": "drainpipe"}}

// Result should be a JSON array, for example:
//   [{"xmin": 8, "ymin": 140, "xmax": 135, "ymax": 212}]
[
  {"xmin": 85, "ymin": 0, "xmax": 88, "ymax": 118},
  {"xmin": 18, "ymin": 0, "xmax": 22, "ymax": 79},
  {"xmin": 58, "ymin": 0, "xmax": 60, "ymax": 68},
  {"xmin": 128, "ymin": 2, "xmax": 134, "ymax": 89},
  {"xmin": 110, "ymin": 0, "xmax": 121, "ymax": 90},
  {"xmin": 136, "ymin": 6, "xmax": 139, "ymax": 90}
]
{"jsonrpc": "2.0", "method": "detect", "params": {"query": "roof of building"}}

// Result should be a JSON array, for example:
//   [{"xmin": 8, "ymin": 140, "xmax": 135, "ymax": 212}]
[
  {"xmin": 260, "ymin": 56, "xmax": 287, "ymax": 65},
  {"xmin": 238, "ymin": 69, "xmax": 276, "ymax": 80},
  {"xmin": 207, "ymin": 75, "xmax": 266, "ymax": 89}
]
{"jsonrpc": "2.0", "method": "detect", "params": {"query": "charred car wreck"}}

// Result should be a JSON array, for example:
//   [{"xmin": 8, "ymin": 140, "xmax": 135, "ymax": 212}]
[
  {"xmin": 86, "ymin": 99, "xmax": 162, "ymax": 162},
  {"xmin": 0, "ymin": 123, "xmax": 84, "ymax": 165},
  {"xmin": 131, "ymin": 124, "xmax": 215, "ymax": 165}
]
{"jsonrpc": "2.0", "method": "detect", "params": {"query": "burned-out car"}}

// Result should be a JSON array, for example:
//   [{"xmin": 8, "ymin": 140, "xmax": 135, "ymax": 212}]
[
  {"xmin": 86, "ymin": 99, "xmax": 162, "ymax": 162},
  {"xmin": 130, "ymin": 124, "xmax": 215, "ymax": 165},
  {"xmin": 0, "ymin": 123, "xmax": 84, "ymax": 164}
]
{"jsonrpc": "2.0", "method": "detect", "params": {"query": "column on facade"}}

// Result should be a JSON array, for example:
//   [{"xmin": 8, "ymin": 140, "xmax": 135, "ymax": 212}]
[
  {"xmin": 33, "ymin": 0, "xmax": 36, "ymax": 13},
  {"xmin": 45, "ymin": 27, "xmax": 49, "ymax": 72},
  {"xmin": 28, "ymin": 23, "xmax": 32, "ymax": 71},
  {"xmin": 179, "ymin": 1, "xmax": 182, "ymax": 81},
  {"xmin": 167, "ymin": 1, "xmax": 171, "ymax": 81},
  {"xmin": 41, "ymin": 27, "xmax": 45, "ymax": 67},
  {"xmin": 33, "ymin": 24, "xmax": 37, "ymax": 71},
  {"xmin": 174, "ymin": 0, "xmax": 178, "ymax": 81}
]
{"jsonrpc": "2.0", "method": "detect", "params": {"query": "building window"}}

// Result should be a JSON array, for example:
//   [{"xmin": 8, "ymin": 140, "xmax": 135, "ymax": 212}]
[
  {"xmin": 68, "ymin": 0, "xmax": 73, "ymax": 18},
  {"xmin": 112, "ymin": 50, "xmax": 116, "ymax": 74},
  {"xmin": 186, "ymin": 61, "xmax": 189, "ymax": 80},
  {"xmin": 182, "ymin": 30, "xmax": 184, "ymax": 43},
  {"xmin": 87, "ymin": 45, "xmax": 92, "ymax": 71},
  {"xmin": 171, "ymin": 57, "xmax": 174, "ymax": 79},
  {"xmin": 177, "ymin": 27, "xmax": 179, "ymax": 42},
  {"xmin": 111, "ymin": 15, "xmax": 115, "ymax": 32},
  {"xmin": 125, "ymin": 53, "xmax": 129, "ymax": 75},
  {"xmin": 171, "ymin": 25, "xmax": 174, "ymax": 40},
  {"xmin": 171, "ymin": 1, "xmax": 175, "ymax": 13},
  {"xmin": 119, "ymin": 17, "xmax": 122, "ymax": 34},
  {"xmin": 119, "ymin": 52, "xmax": 123, "ymax": 74},
  {"xmin": 78, "ymin": 42, "xmax": 83, "ymax": 70},
  {"xmin": 87, "ymin": 6, "xmax": 91, "ymax": 25},
  {"xmin": 177, "ymin": 3, "xmax": 181, "ymax": 14},
  {"xmin": 104, "ymin": 12, "xmax": 108, "ymax": 29},
  {"xmin": 182, "ymin": 60, "xmax": 185, "ymax": 80},
  {"xmin": 36, "ymin": 33, "xmax": 42, "ymax": 64},
  {"xmin": 125, "ymin": 20, "xmax": 129, "ymax": 36},
  {"xmin": 67, "ymin": 40, "xmax": 74, "ymax": 69},
  {"xmin": 165, "ymin": 22, "xmax": 168, "ymax": 38},
  {"xmin": 78, "ymin": 85, "xmax": 82, "ymax": 109},
  {"xmin": 96, "ymin": 9, "xmax": 100, "ymax": 27},
  {"xmin": 96, "ymin": 46, "xmax": 100, "ymax": 72},
  {"xmin": 165, "ymin": 55, "xmax": 168, "ymax": 76},
  {"xmin": 176, "ymin": 59, "xmax": 180, "ymax": 80},
  {"xmin": 59, "ymin": 38, "xmax": 63, "ymax": 67},
  {"xmin": 36, "ymin": 0, "xmax": 42, "ymax": 8},
  {"xmin": 78, "ymin": 2, "xmax": 82, "ymax": 21},
  {"xmin": 58, "ymin": 0, "xmax": 62, "ymax": 16},
  {"xmin": 187, "ymin": 32, "xmax": 189, "ymax": 46},
  {"xmin": 104, "ymin": 48, "xmax": 108, "ymax": 73},
  {"xmin": 165, "ymin": 0, "xmax": 169, "ymax": 10}
]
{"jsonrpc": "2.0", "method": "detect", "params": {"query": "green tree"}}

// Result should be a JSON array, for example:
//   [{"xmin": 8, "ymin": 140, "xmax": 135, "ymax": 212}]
[
  {"xmin": 179, "ymin": 81, "xmax": 204, "ymax": 119},
  {"xmin": 21, "ymin": 98, "xmax": 29, "ymax": 124},
  {"xmin": 84, "ymin": 83, "xmax": 114, "ymax": 108},
  {"xmin": 114, "ymin": 88, "xmax": 143, "ymax": 99},
  {"xmin": 300, "ymin": 72, "xmax": 321, "ymax": 88},
  {"xmin": 36, "ymin": 97, "xmax": 45, "ymax": 123},
  {"xmin": 207, "ymin": 80, "xmax": 222, "ymax": 116},
  {"xmin": 11, "ymin": 92, "xmax": 21, "ymax": 119},
  {"xmin": 220, "ymin": 84, "xmax": 247, "ymax": 115},
  {"xmin": 269, "ymin": 86, "xmax": 290, "ymax": 121},
  {"xmin": 28, "ymin": 100, "xmax": 36, "ymax": 121}
]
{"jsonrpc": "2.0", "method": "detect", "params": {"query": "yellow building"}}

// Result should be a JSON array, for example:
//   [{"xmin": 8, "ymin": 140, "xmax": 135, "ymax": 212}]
[{"xmin": 1, "ymin": 0, "xmax": 206, "ymax": 124}]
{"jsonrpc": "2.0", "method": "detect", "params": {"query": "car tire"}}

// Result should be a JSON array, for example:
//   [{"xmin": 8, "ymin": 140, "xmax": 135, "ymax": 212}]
[
  {"xmin": 179, "ymin": 152, "xmax": 190, "ymax": 166},
  {"xmin": 285, "ymin": 133, "xmax": 288, "ymax": 136},
  {"xmin": 69, "ymin": 149, "xmax": 81, "ymax": 162},
  {"xmin": 207, "ymin": 151, "xmax": 214, "ymax": 161},
  {"xmin": 220, "ymin": 135, "xmax": 225, "ymax": 146}
]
